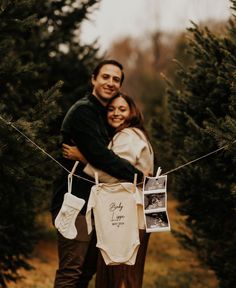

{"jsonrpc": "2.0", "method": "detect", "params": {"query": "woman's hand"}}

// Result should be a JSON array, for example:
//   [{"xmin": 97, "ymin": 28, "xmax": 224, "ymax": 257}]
[
  {"xmin": 144, "ymin": 170, "xmax": 153, "ymax": 177},
  {"xmin": 62, "ymin": 144, "xmax": 88, "ymax": 164}
]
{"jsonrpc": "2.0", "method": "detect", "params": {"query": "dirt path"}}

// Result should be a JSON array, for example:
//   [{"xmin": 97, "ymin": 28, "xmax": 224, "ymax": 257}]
[{"xmin": 7, "ymin": 197, "xmax": 218, "ymax": 288}]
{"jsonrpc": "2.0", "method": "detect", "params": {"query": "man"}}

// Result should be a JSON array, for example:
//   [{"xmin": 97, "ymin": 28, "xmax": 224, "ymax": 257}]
[{"xmin": 51, "ymin": 59, "xmax": 143, "ymax": 288}]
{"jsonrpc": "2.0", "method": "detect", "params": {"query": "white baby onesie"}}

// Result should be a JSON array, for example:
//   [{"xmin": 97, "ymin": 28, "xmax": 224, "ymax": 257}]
[{"xmin": 86, "ymin": 182, "xmax": 143, "ymax": 265}]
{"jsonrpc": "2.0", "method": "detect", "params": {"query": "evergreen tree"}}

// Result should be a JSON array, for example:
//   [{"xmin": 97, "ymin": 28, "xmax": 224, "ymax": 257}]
[
  {"xmin": 0, "ymin": 0, "xmax": 100, "ymax": 286},
  {"xmin": 167, "ymin": 1, "xmax": 236, "ymax": 286}
]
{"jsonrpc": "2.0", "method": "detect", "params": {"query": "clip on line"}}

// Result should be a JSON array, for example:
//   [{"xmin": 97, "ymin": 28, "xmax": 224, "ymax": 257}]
[{"xmin": 0, "ymin": 115, "xmax": 234, "ymax": 185}]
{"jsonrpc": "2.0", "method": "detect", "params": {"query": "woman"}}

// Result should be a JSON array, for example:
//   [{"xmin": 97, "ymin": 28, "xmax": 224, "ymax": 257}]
[{"xmin": 63, "ymin": 92, "xmax": 154, "ymax": 288}]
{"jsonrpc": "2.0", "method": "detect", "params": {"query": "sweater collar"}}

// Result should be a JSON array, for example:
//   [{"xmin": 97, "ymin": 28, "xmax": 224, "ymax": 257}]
[
  {"xmin": 88, "ymin": 93, "xmax": 115, "ymax": 137},
  {"xmin": 88, "ymin": 93, "xmax": 107, "ymax": 114}
]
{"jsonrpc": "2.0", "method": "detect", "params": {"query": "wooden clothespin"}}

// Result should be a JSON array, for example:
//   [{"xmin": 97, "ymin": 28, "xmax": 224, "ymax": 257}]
[
  {"xmin": 133, "ymin": 173, "xmax": 137, "ymax": 192},
  {"xmin": 94, "ymin": 172, "xmax": 99, "ymax": 185},
  {"xmin": 155, "ymin": 167, "xmax": 162, "ymax": 178},
  {"xmin": 68, "ymin": 161, "xmax": 79, "ymax": 194},
  {"xmin": 70, "ymin": 161, "xmax": 79, "ymax": 176}
]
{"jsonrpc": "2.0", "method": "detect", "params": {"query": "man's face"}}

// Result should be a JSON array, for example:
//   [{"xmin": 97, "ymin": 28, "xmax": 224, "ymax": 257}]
[{"xmin": 92, "ymin": 64, "xmax": 122, "ymax": 105}]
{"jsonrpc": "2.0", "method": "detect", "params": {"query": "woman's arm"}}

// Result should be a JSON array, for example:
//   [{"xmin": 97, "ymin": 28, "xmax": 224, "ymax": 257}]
[{"xmin": 62, "ymin": 143, "xmax": 119, "ymax": 182}]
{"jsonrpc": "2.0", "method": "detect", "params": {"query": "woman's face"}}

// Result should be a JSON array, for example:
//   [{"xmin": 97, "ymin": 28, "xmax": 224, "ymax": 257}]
[{"xmin": 107, "ymin": 96, "xmax": 130, "ymax": 128}]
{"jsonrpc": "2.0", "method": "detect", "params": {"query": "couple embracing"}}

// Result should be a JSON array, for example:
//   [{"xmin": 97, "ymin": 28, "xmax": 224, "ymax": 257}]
[{"xmin": 51, "ymin": 59, "xmax": 154, "ymax": 288}]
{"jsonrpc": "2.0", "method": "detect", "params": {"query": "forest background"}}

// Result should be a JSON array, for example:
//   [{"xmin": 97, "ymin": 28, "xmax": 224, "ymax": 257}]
[{"xmin": 0, "ymin": 0, "xmax": 235, "ymax": 287}]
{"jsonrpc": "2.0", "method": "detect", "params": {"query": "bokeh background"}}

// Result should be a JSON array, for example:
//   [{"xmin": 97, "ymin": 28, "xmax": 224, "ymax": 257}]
[{"xmin": 0, "ymin": 0, "xmax": 235, "ymax": 287}]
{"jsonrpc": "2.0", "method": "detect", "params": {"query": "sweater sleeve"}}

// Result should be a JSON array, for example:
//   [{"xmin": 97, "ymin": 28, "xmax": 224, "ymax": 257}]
[
  {"xmin": 83, "ymin": 129, "xmax": 146, "ymax": 182},
  {"xmin": 67, "ymin": 106, "xmax": 143, "ymax": 182}
]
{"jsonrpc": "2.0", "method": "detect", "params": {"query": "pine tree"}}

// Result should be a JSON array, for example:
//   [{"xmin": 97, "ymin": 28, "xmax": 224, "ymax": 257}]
[
  {"xmin": 0, "ymin": 0, "xmax": 100, "ymax": 286},
  {"xmin": 167, "ymin": 1, "xmax": 236, "ymax": 287}
]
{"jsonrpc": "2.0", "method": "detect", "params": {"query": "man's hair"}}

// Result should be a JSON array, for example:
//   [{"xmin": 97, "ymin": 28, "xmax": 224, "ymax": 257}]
[{"xmin": 92, "ymin": 59, "xmax": 125, "ymax": 85}]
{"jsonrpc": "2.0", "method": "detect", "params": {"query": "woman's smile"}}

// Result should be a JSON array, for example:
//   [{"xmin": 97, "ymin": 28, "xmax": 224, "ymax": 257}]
[{"xmin": 107, "ymin": 96, "xmax": 131, "ymax": 128}]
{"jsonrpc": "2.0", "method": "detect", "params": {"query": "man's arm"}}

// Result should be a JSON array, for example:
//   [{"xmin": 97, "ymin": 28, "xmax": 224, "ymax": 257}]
[
  {"xmin": 68, "ymin": 105, "xmax": 143, "ymax": 182},
  {"xmin": 83, "ymin": 128, "xmax": 147, "ymax": 182}
]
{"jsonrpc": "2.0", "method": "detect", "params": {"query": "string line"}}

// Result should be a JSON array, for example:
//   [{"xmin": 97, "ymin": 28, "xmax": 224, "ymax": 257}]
[
  {"xmin": 0, "ymin": 115, "xmax": 235, "ymax": 185},
  {"xmin": 0, "ymin": 115, "xmax": 95, "ymax": 184},
  {"xmin": 163, "ymin": 142, "xmax": 235, "ymax": 175}
]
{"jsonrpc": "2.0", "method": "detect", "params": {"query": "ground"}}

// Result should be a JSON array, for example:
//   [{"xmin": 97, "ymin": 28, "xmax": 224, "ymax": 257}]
[{"xmin": 7, "ymin": 196, "xmax": 218, "ymax": 288}]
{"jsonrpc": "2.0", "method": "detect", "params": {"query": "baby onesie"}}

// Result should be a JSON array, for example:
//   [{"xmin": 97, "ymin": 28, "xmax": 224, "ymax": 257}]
[{"xmin": 86, "ymin": 182, "xmax": 142, "ymax": 265}]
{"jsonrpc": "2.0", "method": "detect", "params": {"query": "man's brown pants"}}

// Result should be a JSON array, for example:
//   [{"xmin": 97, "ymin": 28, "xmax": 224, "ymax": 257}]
[{"xmin": 53, "ymin": 214, "xmax": 98, "ymax": 288}]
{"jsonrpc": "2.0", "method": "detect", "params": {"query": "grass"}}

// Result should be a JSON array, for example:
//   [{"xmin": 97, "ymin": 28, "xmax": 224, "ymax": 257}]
[{"xmin": 7, "ymin": 196, "xmax": 218, "ymax": 288}]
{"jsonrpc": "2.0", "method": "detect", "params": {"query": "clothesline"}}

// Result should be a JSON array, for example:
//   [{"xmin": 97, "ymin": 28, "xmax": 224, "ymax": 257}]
[
  {"xmin": 0, "ymin": 115, "xmax": 95, "ymax": 184},
  {"xmin": 163, "ymin": 144, "xmax": 232, "ymax": 175},
  {"xmin": 0, "ymin": 115, "xmax": 235, "ymax": 185}
]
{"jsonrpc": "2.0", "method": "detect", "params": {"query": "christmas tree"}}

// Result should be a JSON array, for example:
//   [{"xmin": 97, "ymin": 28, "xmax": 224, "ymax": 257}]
[
  {"xmin": 0, "ymin": 0, "xmax": 100, "ymax": 286},
  {"xmin": 167, "ymin": 1, "xmax": 236, "ymax": 286}
]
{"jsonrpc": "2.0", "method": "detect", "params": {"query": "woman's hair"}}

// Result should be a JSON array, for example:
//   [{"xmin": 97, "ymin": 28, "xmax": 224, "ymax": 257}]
[{"xmin": 107, "ymin": 92, "xmax": 149, "ymax": 139}]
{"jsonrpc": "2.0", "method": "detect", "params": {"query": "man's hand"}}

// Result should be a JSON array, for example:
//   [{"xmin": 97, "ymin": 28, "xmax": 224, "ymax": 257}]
[{"xmin": 62, "ymin": 144, "xmax": 88, "ymax": 164}]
